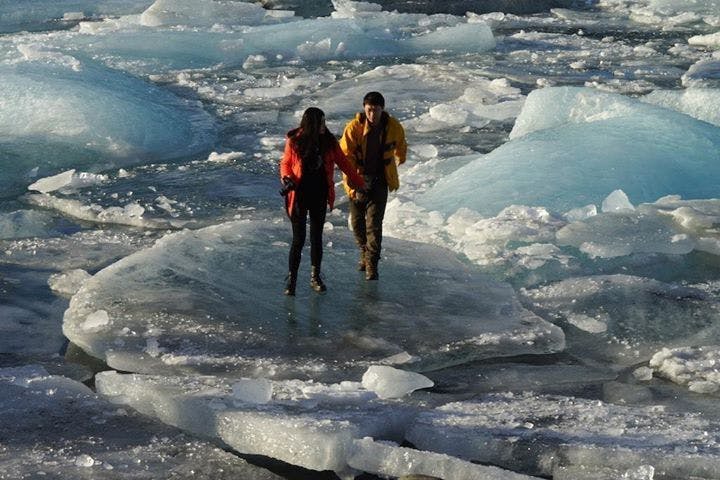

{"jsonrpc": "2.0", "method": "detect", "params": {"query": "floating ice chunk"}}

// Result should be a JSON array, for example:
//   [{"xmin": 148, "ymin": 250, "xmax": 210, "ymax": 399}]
[
  {"xmin": 379, "ymin": 351, "xmax": 418, "ymax": 366},
  {"xmin": 601, "ymin": 189, "xmax": 634, "ymax": 213},
  {"xmin": 563, "ymin": 204, "xmax": 597, "ymax": 222},
  {"xmin": 28, "ymin": 170, "xmax": 76, "ymax": 193},
  {"xmin": 331, "ymin": 0, "xmax": 383, "ymax": 18},
  {"xmin": 689, "ymin": 31, "xmax": 720, "ymax": 48},
  {"xmin": 633, "ymin": 366, "xmax": 654, "ymax": 381},
  {"xmin": 63, "ymin": 220, "xmax": 564, "ymax": 380},
  {"xmin": 406, "ymin": 22, "xmax": 495, "ymax": 53},
  {"xmin": 643, "ymin": 88, "xmax": 720, "ymax": 127},
  {"xmin": 407, "ymin": 392, "xmax": 720, "ymax": 478},
  {"xmin": 25, "ymin": 194, "xmax": 180, "ymax": 229},
  {"xmin": 0, "ymin": 58, "xmax": 216, "ymax": 195},
  {"xmin": 57, "ymin": 13, "xmax": 493, "ymax": 74},
  {"xmin": 348, "ymin": 437, "xmax": 539, "ymax": 480},
  {"xmin": 682, "ymin": 58, "xmax": 720, "ymax": 89},
  {"xmin": 521, "ymin": 275, "xmax": 718, "ymax": 365},
  {"xmin": 96, "ymin": 371, "xmax": 416, "ymax": 474},
  {"xmin": 642, "ymin": 196, "xmax": 720, "ymax": 255},
  {"xmin": 650, "ymin": 346, "xmax": 720, "ymax": 394},
  {"xmin": 17, "ymin": 44, "xmax": 82, "ymax": 71},
  {"xmin": 410, "ymin": 144, "xmax": 439, "ymax": 159},
  {"xmin": 565, "ymin": 313, "xmax": 608, "ymax": 333},
  {"xmin": 411, "ymin": 79, "xmax": 525, "ymax": 132},
  {"xmin": 140, "ymin": 0, "xmax": 268, "ymax": 27},
  {"xmin": 28, "ymin": 170, "xmax": 108, "ymax": 193},
  {"xmin": 48, "ymin": 269, "xmax": 92, "ymax": 298},
  {"xmin": 420, "ymin": 87, "xmax": 720, "ymax": 217},
  {"xmin": 74, "ymin": 454, "xmax": 95, "ymax": 467},
  {"xmin": 232, "ymin": 378, "xmax": 273, "ymax": 404},
  {"xmin": 556, "ymin": 207, "xmax": 694, "ymax": 258},
  {"xmin": 554, "ymin": 464, "xmax": 655, "ymax": 480},
  {"xmin": 82, "ymin": 310, "xmax": 110, "ymax": 331},
  {"xmin": 361, "ymin": 366, "xmax": 434, "ymax": 399},
  {"xmin": 649, "ymin": 0, "xmax": 720, "ymax": 16}
]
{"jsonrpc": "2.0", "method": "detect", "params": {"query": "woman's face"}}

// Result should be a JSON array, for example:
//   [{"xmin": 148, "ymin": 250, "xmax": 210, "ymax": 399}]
[{"xmin": 319, "ymin": 116, "xmax": 326, "ymax": 134}]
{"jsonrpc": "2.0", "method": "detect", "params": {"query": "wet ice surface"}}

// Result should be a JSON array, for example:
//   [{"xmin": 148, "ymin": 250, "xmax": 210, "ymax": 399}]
[
  {"xmin": 3, "ymin": 0, "xmax": 720, "ymax": 478},
  {"xmin": 63, "ymin": 219, "xmax": 563, "ymax": 380}
]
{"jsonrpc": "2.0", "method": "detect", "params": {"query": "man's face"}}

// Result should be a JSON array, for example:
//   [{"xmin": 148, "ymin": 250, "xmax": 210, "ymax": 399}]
[{"xmin": 363, "ymin": 103, "xmax": 383, "ymax": 125}]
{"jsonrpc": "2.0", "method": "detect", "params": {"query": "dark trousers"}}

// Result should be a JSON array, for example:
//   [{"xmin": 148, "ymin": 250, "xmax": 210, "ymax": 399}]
[
  {"xmin": 349, "ymin": 176, "xmax": 388, "ymax": 266},
  {"xmin": 289, "ymin": 194, "xmax": 327, "ymax": 274}
]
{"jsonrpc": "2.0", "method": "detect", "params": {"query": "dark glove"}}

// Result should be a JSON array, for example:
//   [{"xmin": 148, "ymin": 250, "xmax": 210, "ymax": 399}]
[{"xmin": 279, "ymin": 176, "xmax": 296, "ymax": 197}]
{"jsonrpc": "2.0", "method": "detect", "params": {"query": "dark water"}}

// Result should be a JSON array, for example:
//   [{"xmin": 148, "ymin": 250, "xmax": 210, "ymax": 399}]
[{"xmin": 261, "ymin": 0, "xmax": 584, "ymax": 17}]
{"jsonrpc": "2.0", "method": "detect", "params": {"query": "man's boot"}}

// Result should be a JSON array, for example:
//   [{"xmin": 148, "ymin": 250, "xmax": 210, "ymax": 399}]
[
  {"xmin": 365, "ymin": 261, "xmax": 378, "ymax": 281},
  {"xmin": 284, "ymin": 271, "xmax": 297, "ymax": 296},
  {"xmin": 357, "ymin": 246, "xmax": 367, "ymax": 271},
  {"xmin": 310, "ymin": 266, "xmax": 327, "ymax": 292}
]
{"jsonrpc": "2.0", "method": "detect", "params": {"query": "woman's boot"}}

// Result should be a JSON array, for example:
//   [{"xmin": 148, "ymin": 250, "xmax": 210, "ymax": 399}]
[
  {"xmin": 310, "ymin": 266, "xmax": 326, "ymax": 293},
  {"xmin": 284, "ymin": 271, "xmax": 297, "ymax": 296}
]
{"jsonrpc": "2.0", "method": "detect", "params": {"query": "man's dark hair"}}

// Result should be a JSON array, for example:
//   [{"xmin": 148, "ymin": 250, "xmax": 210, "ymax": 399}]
[{"xmin": 363, "ymin": 91, "xmax": 385, "ymax": 108}]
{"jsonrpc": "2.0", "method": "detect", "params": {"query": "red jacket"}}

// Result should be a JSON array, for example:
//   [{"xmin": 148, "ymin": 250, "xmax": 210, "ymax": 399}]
[{"xmin": 280, "ymin": 129, "xmax": 365, "ymax": 217}]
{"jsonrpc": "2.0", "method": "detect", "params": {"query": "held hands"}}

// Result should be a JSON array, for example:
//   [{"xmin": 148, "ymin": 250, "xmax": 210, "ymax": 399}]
[
  {"xmin": 354, "ymin": 186, "xmax": 368, "ymax": 203},
  {"xmin": 279, "ymin": 176, "xmax": 296, "ymax": 197}
]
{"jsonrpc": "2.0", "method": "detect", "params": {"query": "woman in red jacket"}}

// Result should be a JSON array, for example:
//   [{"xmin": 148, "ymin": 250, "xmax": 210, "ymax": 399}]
[{"xmin": 280, "ymin": 107, "xmax": 366, "ymax": 296}]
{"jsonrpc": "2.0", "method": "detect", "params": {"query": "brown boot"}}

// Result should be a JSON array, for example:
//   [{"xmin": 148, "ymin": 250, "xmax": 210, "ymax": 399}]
[
  {"xmin": 365, "ymin": 262, "xmax": 378, "ymax": 281},
  {"xmin": 357, "ymin": 246, "xmax": 367, "ymax": 272},
  {"xmin": 310, "ymin": 266, "xmax": 326, "ymax": 293}
]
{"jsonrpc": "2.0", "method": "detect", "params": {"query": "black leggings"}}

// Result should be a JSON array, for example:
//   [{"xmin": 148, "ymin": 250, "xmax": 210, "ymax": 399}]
[{"xmin": 289, "ymin": 193, "xmax": 327, "ymax": 273}]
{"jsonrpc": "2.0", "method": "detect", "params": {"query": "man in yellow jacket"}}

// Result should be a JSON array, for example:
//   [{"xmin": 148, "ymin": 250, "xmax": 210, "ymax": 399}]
[{"xmin": 340, "ymin": 91, "xmax": 407, "ymax": 280}]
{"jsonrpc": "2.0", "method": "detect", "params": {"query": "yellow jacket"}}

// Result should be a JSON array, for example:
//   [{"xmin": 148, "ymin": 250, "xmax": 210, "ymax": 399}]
[{"xmin": 339, "ymin": 111, "xmax": 407, "ymax": 198}]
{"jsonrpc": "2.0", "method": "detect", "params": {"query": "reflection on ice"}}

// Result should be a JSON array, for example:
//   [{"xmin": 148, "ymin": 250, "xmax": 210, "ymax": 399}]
[{"xmin": 63, "ymin": 220, "xmax": 564, "ymax": 380}]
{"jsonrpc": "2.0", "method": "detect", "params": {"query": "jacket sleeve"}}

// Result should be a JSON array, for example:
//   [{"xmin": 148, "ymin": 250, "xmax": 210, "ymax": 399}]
[
  {"xmin": 393, "ymin": 119, "xmax": 407, "ymax": 165},
  {"xmin": 339, "ymin": 120, "xmax": 360, "ymax": 165},
  {"xmin": 280, "ymin": 138, "xmax": 295, "ymax": 181},
  {"xmin": 333, "ymin": 145, "xmax": 365, "ymax": 190}
]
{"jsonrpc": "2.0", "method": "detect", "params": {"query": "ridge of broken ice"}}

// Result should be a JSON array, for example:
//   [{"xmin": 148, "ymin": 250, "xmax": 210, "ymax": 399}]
[{"xmin": 96, "ymin": 370, "xmax": 542, "ymax": 478}]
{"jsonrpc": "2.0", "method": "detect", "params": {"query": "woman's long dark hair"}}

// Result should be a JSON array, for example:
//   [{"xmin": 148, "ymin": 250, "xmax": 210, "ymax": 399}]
[{"xmin": 293, "ymin": 107, "xmax": 338, "ymax": 160}]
